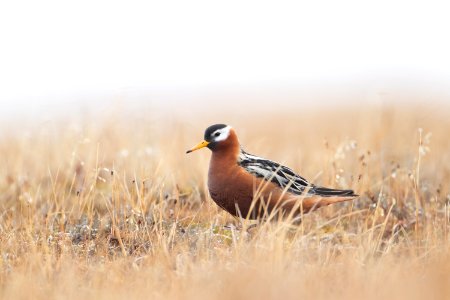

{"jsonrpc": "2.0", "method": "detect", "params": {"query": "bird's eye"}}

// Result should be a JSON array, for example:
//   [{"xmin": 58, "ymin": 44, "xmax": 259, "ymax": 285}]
[{"xmin": 214, "ymin": 132, "xmax": 220, "ymax": 137}]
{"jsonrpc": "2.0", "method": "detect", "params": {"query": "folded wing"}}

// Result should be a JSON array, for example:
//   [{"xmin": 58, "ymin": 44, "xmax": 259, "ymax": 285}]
[{"xmin": 238, "ymin": 150, "xmax": 358, "ymax": 197}]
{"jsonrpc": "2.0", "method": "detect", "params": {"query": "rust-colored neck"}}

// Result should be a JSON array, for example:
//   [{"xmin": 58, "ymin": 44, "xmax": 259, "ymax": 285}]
[{"xmin": 210, "ymin": 129, "xmax": 241, "ymax": 165}]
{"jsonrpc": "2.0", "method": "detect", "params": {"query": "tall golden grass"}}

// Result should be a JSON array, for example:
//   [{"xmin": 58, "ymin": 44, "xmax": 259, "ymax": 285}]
[{"xmin": 0, "ymin": 103, "xmax": 449, "ymax": 299}]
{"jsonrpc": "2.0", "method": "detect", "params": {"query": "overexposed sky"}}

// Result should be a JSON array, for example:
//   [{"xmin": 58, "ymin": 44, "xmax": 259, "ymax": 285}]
[{"xmin": 1, "ymin": 0, "xmax": 450, "ymax": 106}]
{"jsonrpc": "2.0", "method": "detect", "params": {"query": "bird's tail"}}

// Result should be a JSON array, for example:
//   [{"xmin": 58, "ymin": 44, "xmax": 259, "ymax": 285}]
[
  {"xmin": 311, "ymin": 186, "xmax": 358, "ymax": 197},
  {"xmin": 301, "ymin": 187, "xmax": 358, "ymax": 212}
]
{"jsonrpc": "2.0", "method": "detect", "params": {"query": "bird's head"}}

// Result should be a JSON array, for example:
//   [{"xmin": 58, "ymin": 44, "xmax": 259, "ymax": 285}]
[{"xmin": 186, "ymin": 124, "xmax": 236, "ymax": 153}]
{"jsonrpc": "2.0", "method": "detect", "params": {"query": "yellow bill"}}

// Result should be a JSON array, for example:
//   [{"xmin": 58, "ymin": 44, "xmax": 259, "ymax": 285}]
[{"xmin": 186, "ymin": 140, "xmax": 210, "ymax": 153}]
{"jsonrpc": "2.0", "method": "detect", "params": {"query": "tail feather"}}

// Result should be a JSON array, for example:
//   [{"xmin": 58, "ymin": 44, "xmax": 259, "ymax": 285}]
[
  {"xmin": 301, "ymin": 186, "xmax": 358, "ymax": 212},
  {"xmin": 311, "ymin": 186, "xmax": 358, "ymax": 197},
  {"xmin": 302, "ymin": 195, "xmax": 356, "ymax": 212}
]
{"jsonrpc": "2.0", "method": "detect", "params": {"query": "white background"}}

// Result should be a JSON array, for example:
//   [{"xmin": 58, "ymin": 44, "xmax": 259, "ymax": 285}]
[{"xmin": 1, "ymin": 0, "xmax": 450, "ymax": 115}]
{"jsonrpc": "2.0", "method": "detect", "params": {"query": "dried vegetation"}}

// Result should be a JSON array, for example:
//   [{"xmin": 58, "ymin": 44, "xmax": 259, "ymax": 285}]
[{"xmin": 0, "ymin": 103, "xmax": 449, "ymax": 299}]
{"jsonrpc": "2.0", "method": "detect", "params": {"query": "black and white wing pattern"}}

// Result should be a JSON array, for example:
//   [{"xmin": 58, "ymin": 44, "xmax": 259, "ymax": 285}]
[{"xmin": 238, "ymin": 150, "xmax": 357, "ymax": 197}]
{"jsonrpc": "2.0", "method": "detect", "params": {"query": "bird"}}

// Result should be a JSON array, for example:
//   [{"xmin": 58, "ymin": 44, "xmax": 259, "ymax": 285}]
[{"xmin": 186, "ymin": 124, "xmax": 358, "ymax": 220}]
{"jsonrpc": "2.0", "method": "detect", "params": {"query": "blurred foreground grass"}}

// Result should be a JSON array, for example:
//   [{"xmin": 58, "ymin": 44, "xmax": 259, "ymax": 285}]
[{"xmin": 0, "ymin": 103, "xmax": 449, "ymax": 299}]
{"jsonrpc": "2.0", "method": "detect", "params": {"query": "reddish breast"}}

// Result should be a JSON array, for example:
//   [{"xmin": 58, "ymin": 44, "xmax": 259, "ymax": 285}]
[{"xmin": 206, "ymin": 128, "xmax": 303, "ymax": 219}]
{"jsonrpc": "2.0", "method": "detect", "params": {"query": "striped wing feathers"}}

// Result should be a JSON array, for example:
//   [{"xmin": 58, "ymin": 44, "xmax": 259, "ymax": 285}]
[{"xmin": 238, "ymin": 150, "xmax": 357, "ymax": 197}]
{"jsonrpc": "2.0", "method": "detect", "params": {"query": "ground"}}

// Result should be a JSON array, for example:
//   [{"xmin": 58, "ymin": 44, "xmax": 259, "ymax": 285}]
[{"xmin": 0, "ymin": 104, "xmax": 449, "ymax": 299}]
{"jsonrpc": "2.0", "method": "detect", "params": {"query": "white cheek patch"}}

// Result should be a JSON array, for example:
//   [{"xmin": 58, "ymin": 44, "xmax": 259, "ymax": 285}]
[{"xmin": 213, "ymin": 125, "xmax": 232, "ymax": 142}]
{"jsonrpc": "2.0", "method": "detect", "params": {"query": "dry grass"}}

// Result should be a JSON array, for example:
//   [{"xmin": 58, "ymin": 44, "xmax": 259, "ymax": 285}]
[{"xmin": 0, "ymin": 102, "xmax": 449, "ymax": 299}]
